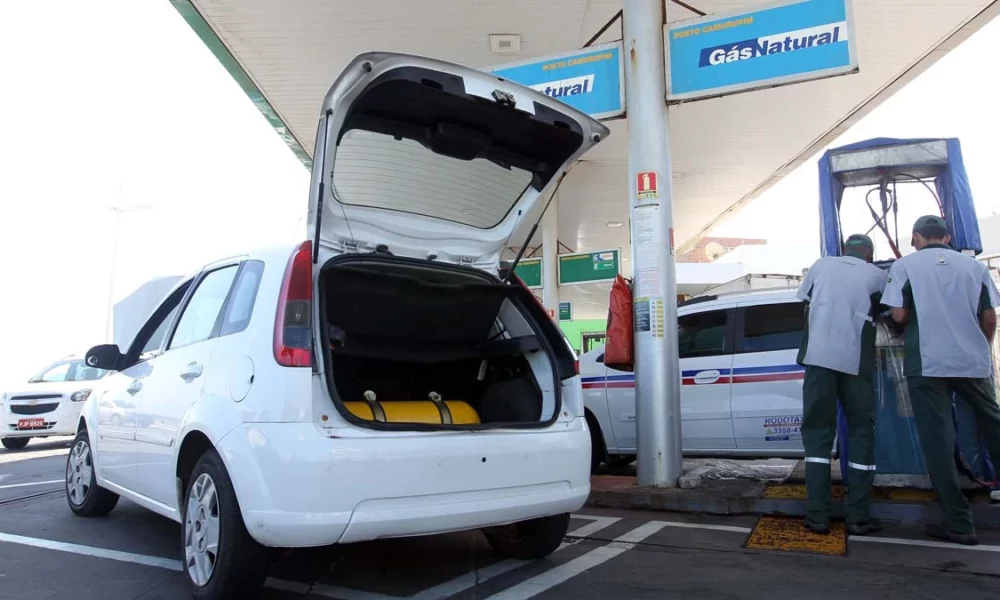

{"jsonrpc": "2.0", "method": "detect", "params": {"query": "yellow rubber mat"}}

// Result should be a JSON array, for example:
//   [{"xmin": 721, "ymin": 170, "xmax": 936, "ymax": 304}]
[
  {"xmin": 762, "ymin": 484, "xmax": 845, "ymax": 500},
  {"xmin": 744, "ymin": 516, "xmax": 847, "ymax": 556},
  {"xmin": 874, "ymin": 488, "xmax": 937, "ymax": 502},
  {"xmin": 761, "ymin": 484, "xmax": 938, "ymax": 503}
]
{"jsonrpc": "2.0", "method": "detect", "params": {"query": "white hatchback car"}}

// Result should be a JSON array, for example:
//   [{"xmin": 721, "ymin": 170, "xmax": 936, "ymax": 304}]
[
  {"xmin": 582, "ymin": 288, "xmax": 808, "ymax": 470},
  {"xmin": 1, "ymin": 356, "xmax": 106, "ymax": 450},
  {"xmin": 69, "ymin": 52, "xmax": 606, "ymax": 600}
]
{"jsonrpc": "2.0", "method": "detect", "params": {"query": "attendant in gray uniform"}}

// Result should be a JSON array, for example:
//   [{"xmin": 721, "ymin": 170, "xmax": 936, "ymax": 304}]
[
  {"xmin": 883, "ymin": 215, "xmax": 1000, "ymax": 546},
  {"xmin": 796, "ymin": 234, "xmax": 887, "ymax": 535}
]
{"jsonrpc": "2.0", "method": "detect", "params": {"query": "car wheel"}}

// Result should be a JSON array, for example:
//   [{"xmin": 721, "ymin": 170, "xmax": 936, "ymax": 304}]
[
  {"xmin": 183, "ymin": 449, "xmax": 269, "ymax": 600},
  {"xmin": 606, "ymin": 455, "xmax": 636, "ymax": 469},
  {"xmin": 66, "ymin": 430, "xmax": 119, "ymax": 516},
  {"xmin": 483, "ymin": 513, "xmax": 571, "ymax": 560},
  {"xmin": 1, "ymin": 437, "xmax": 30, "ymax": 450}
]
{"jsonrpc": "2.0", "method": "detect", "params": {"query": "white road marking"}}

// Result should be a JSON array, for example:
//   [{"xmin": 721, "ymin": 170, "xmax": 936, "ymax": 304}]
[
  {"xmin": 564, "ymin": 515, "xmax": 621, "ymax": 539},
  {"xmin": 481, "ymin": 521, "xmax": 668, "ymax": 600},
  {"xmin": 656, "ymin": 520, "xmax": 752, "ymax": 534},
  {"xmin": 308, "ymin": 514, "xmax": 622, "ymax": 600},
  {"xmin": 3, "ymin": 512, "xmax": 997, "ymax": 600},
  {"xmin": 263, "ymin": 578, "xmax": 312, "ymax": 594},
  {"xmin": 0, "ymin": 479, "xmax": 64, "ymax": 490},
  {"xmin": 851, "ymin": 535, "xmax": 1000, "ymax": 553},
  {"xmin": 309, "ymin": 583, "xmax": 404, "ymax": 600},
  {"xmin": 0, "ymin": 531, "xmax": 183, "ymax": 571}
]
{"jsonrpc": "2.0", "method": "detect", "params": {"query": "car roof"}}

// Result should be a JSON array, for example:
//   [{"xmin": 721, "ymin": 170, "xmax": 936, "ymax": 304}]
[{"xmin": 679, "ymin": 287, "xmax": 800, "ymax": 312}]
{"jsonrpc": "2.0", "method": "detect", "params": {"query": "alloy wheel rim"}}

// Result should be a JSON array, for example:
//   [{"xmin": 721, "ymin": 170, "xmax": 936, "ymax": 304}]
[
  {"xmin": 66, "ymin": 440, "xmax": 92, "ymax": 506},
  {"xmin": 184, "ymin": 473, "xmax": 221, "ymax": 586}
]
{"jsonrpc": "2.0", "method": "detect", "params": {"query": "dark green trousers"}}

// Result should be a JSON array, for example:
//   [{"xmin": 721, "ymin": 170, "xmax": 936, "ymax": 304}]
[
  {"xmin": 802, "ymin": 365, "xmax": 876, "ymax": 525},
  {"xmin": 907, "ymin": 376, "xmax": 1000, "ymax": 535}
]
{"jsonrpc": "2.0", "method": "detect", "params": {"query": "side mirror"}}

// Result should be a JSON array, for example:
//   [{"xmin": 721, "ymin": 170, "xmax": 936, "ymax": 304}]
[{"xmin": 85, "ymin": 344, "xmax": 124, "ymax": 372}]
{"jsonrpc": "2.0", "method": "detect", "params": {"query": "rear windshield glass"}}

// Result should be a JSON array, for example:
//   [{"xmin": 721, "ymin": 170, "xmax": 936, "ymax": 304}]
[{"xmin": 332, "ymin": 129, "xmax": 533, "ymax": 229}]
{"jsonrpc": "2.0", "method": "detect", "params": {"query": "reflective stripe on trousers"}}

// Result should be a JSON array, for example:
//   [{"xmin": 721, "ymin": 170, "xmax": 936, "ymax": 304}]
[
  {"xmin": 805, "ymin": 457, "xmax": 831, "ymax": 465},
  {"xmin": 848, "ymin": 461, "xmax": 877, "ymax": 471}
]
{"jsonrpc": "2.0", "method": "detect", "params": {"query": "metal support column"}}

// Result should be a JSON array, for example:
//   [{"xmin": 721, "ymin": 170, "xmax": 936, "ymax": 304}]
[
  {"xmin": 623, "ymin": 0, "xmax": 683, "ymax": 486},
  {"xmin": 542, "ymin": 194, "xmax": 560, "ymax": 317}
]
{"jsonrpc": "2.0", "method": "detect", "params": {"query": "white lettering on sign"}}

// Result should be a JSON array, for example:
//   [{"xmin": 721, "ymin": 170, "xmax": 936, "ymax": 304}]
[
  {"xmin": 701, "ymin": 22, "xmax": 847, "ymax": 67},
  {"xmin": 528, "ymin": 75, "xmax": 595, "ymax": 99}
]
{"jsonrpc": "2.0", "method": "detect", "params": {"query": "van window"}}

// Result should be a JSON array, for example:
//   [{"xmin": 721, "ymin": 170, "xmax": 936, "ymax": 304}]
[
  {"xmin": 679, "ymin": 310, "xmax": 730, "ymax": 358},
  {"xmin": 333, "ymin": 130, "xmax": 533, "ymax": 229},
  {"xmin": 740, "ymin": 302, "xmax": 805, "ymax": 353},
  {"xmin": 169, "ymin": 266, "xmax": 239, "ymax": 350},
  {"xmin": 142, "ymin": 303, "xmax": 181, "ymax": 356},
  {"xmin": 219, "ymin": 261, "xmax": 264, "ymax": 337}
]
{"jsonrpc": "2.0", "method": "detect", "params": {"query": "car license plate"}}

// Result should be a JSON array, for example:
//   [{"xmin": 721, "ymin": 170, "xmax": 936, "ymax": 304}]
[{"xmin": 17, "ymin": 418, "xmax": 45, "ymax": 430}]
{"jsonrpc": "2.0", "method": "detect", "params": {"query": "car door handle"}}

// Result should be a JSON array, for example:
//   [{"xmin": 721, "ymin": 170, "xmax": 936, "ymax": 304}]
[
  {"xmin": 693, "ymin": 370, "xmax": 721, "ymax": 384},
  {"xmin": 180, "ymin": 362, "xmax": 204, "ymax": 382},
  {"xmin": 127, "ymin": 380, "xmax": 142, "ymax": 395}
]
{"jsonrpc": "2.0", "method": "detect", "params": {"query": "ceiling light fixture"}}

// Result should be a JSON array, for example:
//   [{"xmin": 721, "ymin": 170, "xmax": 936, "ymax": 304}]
[
  {"xmin": 489, "ymin": 34, "xmax": 521, "ymax": 54},
  {"xmin": 606, "ymin": 221, "xmax": 623, "ymax": 228}
]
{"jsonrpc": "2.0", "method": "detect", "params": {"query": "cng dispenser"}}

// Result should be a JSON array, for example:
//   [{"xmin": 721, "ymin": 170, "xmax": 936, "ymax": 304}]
[{"xmin": 817, "ymin": 137, "xmax": 997, "ymax": 489}]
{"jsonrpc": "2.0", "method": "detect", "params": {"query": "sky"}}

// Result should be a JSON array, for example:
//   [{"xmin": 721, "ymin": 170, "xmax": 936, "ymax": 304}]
[
  {"xmin": 0, "ymin": 0, "xmax": 309, "ymax": 384},
  {"xmin": 0, "ymin": 1, "xmax": 997, "ymax": 384}
]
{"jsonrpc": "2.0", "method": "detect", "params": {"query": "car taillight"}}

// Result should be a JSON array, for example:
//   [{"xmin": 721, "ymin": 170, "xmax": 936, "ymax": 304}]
[{"xmin": 273, "ymin": 240, "xmax": 313, "ymax": 368}]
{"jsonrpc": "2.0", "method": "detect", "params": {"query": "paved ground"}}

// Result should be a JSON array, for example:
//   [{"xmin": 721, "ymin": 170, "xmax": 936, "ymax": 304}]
[{"xmin": 2, "ymin": 438, "xmax": 999, "ymax": 600}]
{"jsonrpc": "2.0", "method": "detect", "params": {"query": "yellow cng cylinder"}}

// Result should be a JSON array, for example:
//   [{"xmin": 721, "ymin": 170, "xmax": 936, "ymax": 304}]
[{"xmin": 343, "ymin": 391, "xmax": 480, "ymax": 425}]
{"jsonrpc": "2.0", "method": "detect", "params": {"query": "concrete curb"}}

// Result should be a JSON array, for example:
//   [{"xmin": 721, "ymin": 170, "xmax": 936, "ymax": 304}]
[{"xmin": 586, "ymin": 487, "xmax": 1000, "ymax": 529}]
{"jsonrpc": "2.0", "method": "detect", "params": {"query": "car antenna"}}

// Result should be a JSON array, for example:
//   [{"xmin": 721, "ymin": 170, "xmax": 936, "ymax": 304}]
[{"xmin": 503, "ymin": 168, "xmax": 573, "ymax": 284}]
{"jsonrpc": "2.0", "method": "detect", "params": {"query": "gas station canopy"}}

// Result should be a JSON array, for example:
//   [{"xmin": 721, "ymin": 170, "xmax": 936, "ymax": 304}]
[{"xmin": 171, "ymin": 0, "xmax": 998, "ymax": 257}]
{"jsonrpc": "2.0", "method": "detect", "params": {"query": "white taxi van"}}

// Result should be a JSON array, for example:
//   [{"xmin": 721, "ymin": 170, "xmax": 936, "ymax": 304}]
[
  {"xmin": 582, "ymin": 288, "xmax": 808, "ymax": 470},
  {"xmin": 1, "ymin": 356, "xmax": 106, "ymax": 449},
  {"xmin": 68, "ymin": 52, "xmax": 607, "ymax": 600}
]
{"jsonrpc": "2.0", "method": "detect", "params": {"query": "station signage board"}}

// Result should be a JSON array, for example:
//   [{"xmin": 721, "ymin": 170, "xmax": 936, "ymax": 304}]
[
  {"xmin": 513, "ymin": 258, "xmax": 543, "ymax": 289},
  {"xmin": 665, "ymin": 0, "xmax": 858, "ymax": 102},
  {"xmin": 490, "ymin": 41, "xmax": 626, "ymax": 120},
  {"xmin": 558, "ymin": 301, "xmax": 573, "ymax": 321},
  {"xmin": 558, "ymin": 249, "xmax": 620, "ymax": 286}
]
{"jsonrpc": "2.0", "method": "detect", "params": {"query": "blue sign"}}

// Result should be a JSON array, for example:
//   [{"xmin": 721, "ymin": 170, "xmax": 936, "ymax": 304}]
[
  {"xmin": 490, "ymin": 42, "xmax": 625, "ymax": 120},
  {"xmin": 666, "ymin": 0, "xmax": 858, "ymax": 102}
]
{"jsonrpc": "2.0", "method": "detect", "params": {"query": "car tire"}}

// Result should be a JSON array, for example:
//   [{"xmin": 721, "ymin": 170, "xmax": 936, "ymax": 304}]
[
  {"xmin": 606, "ymin": 454, "xmax": 636, "ymax": 469},
  {"xmin": 66, "ymin": 429, "xmax": 119, "ymax": 517},
  {"xmin": 182, "ymin": 448, "xmax": 270, "ymax": 600},
  {"xmin": 1, "ymin": 437, "xmax": 30, "ymax": 450},
  {"xmin": 483, "ymin": 513, "xmax": 571, "ymax": 560}
]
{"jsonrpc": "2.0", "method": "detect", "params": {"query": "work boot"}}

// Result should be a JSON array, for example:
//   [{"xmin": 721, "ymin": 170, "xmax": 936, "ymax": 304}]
[
  {"xmin": 803, "ymin": 519, "xmax": 830, "ymax": 535},
  {"xmin": 926, "ymin": 523, "xmax": 978, "ymax": 546},
  {"xmin": 846, "ymin": 519, "xmax": 883, "ymax": 536}
]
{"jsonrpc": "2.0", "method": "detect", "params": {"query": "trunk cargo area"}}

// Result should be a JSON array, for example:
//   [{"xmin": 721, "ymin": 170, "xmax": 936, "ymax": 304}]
[{"xmin": 319, "ymin": 259, "xmax": 559, "ymax": 430}]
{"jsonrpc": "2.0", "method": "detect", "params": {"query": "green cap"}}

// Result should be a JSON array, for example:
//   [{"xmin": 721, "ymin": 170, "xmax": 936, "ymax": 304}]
[
  {"xmin": 913, "ymin": 215, "xmax": 947, "ymax": 232},
  {"xmin": 844, "ymin": 233, "xmax": 874, "ymax": 252}
]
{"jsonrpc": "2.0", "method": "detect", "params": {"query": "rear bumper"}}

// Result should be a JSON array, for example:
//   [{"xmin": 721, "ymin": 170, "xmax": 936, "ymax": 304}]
[
  {"xmin": 216, "ymin": 419, "xmax": 591, "ymax": 547},
  {"xmin": 2, "ymin": 401, "xmax": 80, "ymax": 438}
]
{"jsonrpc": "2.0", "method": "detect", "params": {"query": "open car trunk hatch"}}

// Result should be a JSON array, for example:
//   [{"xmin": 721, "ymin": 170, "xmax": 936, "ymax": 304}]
[
  {"xmin": 308, "ymin": 52, "xmax": 609, "ymax": 270},
  {"xmin": 318, "ymin": 255, "xmax": 576, "ymax": 432}
]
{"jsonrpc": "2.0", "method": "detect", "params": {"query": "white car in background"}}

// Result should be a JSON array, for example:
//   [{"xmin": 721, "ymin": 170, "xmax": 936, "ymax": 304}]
[
  {"xmin": 1, "ymin": 356, "xmax": 107, "ymax": 450},
  {"xmin": 66, "ymin": 52, "xmax": 605, "ymax": 600},
  {"xmin": 582, "ymin": 288, "xmax": 808, "ymax": 470}
]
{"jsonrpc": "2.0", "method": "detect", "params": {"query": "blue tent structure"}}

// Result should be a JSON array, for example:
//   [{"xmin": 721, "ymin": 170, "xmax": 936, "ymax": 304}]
[
  {"xmin": 814, "ymin": 137, "xmax": 996, "ymax": 488},
  {"xmin": 818, "ymin": 137, "xmax": 982, "ymax": 258}
]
